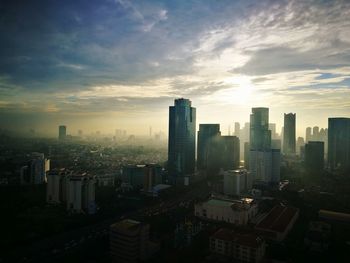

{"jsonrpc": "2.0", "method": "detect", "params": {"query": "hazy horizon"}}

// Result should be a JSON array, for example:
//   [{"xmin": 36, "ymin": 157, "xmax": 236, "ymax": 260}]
[{"xmin": 1, "ymin": 0, "xmax": 349, "ymax": 137}]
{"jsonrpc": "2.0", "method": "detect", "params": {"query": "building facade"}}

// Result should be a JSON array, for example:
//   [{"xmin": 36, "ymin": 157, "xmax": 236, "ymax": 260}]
[
  {"xmin": 168, "ymin": 98, "xmax": 196, "ymax": 184},
  {"xmin": 59, "ymin": 125, "xmax": 66, "ymax": 140},
  {"xmin": 305, "ymin": 141, "xmax": 324, "ymax": 173},
  {"xmin": 283, "ymin": 113, "xmax": 296, "ymax": 155},
  {"xmin": 328, "ymin": 118, "xmax": 350, "ymax": 171},
  {"xmin": 197, "ymin": 124, "xmax": 221, "ymax": 170},
  {"xmin": 223, "ymin": 169, "xmax": 251, "ymax": 196}
]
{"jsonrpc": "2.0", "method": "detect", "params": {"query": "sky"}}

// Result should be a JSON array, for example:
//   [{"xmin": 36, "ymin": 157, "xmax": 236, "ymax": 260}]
[{"xmin": 0, "ymin": 0, "xmax": 350, "ymax": 137}]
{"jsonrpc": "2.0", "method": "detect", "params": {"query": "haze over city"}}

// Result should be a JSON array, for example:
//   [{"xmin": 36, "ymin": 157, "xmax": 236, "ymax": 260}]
[{"xmin": 1, "ymin": 0, "xmax": 350, "ymax": 136}]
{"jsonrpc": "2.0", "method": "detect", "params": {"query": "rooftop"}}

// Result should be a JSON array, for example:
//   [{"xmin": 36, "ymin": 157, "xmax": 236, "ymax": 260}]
[
  {"xmin": 211, "ymin": 228, "xmax": 264, "ymax": 248},
  {"xmin": 110, "ymin": 219, "xmax": 141, "ymax": 231},
  {"xmin": 255, "ymin": 205, "xmax": 299, "ymax": 233}
]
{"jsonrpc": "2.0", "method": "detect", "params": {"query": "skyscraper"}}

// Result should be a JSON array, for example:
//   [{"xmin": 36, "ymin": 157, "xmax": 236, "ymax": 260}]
[
  {"xmin": 168, "ymin": 98, "xmax": 196, "ymax": 184},
  {"xmin": 283, "ymin": 113, "xmax": 296, "ymax": 155},
  {"xmin": 306, "ymin": 127, "xmax": 312, "ymax": 143},
  {"xmin": 59, "ymin": 125, "xmax": 66, "ymax": 140},
  {"xmin": 197, "ymin": 124, "xmax": 221, "ymax": 170},
  {"xmin": 328, "ymin": 118, "xmax": 350, "ymax": 171},
  {"xmin": 305, "ymin": 141, "xmax": 324, "ymax": 174},
  {"xmin": 249, "ymin": 108, "xmax": 280, "ymax": 185},
  {"xmin": 250, "ymin": 108, "xmax": 271, "ymax": 150}
]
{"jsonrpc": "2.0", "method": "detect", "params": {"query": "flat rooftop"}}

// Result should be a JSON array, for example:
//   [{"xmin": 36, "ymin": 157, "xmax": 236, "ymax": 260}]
[
  {"xmin": 110, "ymin": 219, "xmax": 141, "ymax": 231},
  {"xmin": 211, "ymin": 228, "xmax": 264, "ymax": 248}
]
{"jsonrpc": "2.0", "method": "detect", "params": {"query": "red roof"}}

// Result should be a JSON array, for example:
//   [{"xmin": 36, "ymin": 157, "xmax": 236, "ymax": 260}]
[{"xmin": 256, "ymin": 205, "xmax": 299, "ymax": 233}]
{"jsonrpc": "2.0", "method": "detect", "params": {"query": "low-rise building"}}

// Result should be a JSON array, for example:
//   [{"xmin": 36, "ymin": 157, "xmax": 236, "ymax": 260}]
[
  {"xmin": 255, "ymin": 205, "xmax": 299, "ymax": 241},
  {"xmin": 195, "ymin": 197, "xmax": 257, "ymax": 225},
  {"xmin": 210, "ymin": 228, "xmax": 266, "ymax": 263},
  {"xmin": 110, "ymin": 219, "xmax": 159, "ymax": 263}
]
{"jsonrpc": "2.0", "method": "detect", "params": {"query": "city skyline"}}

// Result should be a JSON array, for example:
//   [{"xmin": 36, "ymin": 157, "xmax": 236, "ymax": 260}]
[{"xmin": 1, "ymin": 0, "xmax": 350, "ymax": 136}]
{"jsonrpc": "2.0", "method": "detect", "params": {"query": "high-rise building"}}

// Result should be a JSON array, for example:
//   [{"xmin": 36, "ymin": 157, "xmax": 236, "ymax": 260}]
[
  {"xmin": 296, "ymin": 137, "xmax": 305, "ymax": 155},
  {"xmin": 20, "ymin": 152, "xmax": 50, "ymax": 185},
  {"xmin": 306, "ymin": 127, "xmax": 312, "ymax": 143},
  {"xmin": 250, "ymin": 108, "xmax": 271, "ymax": 150},
  {"xmin": 197, "ymin": 124, "xmax": 221, "ymax": 170},
  {"xmin": 283, "ymin": 113, "xmax": 296, "ymax": 155},
  {"xmin": 143, "ymin": 164, "xmax": 162, "ymax": 193},
  {"xmin": 305, "ymin": 141, "xmax": 324, "ymax": 173},
  {"xmin": 207, "ymin": 135, "xmax": 240, "ymax": 174},
  {"xmin": 168, "ymin": 98, "xmax": 196, "ymax": 184},
  {"xmin": 234, "ymin": 122, "xmax": 240, "ymax": 137},
  {"xmin": 66, "ymin": 173, "xmax": 96, "ymax": 214},
  {"xmin": 328, "ymin": 118, "xmax": 350, "ymax": 171},
  {"xmin": 249, "ymin": 108, "xmax": 280, "ymax": 185},
  {"xmin": 313, "ymin": 126, "xmax": 320, "ymax": 141},
  {"xmin": 223, "ymin": 169, "xmax": 251, "ymax": 196},
  {"xmin": 59, "ymin": 125, "xmax": 66, "ymax": 140},
  {"xmin": 244, "ymin": 142, "xmax": 250, "ymax": 169}
]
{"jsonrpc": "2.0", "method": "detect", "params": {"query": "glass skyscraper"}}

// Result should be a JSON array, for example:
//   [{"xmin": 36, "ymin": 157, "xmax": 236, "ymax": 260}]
[
  {"xmin": 197, "ymin": 124, "xmax": 221, "ymax": 170},
  {"xmin": 250, "ymin": 107, "xmax": 271, "ymax": 150},
  {"xmin": 328, "ymin": 118, "xmax": 350, "ymax": 171},
  {"xmin": 168, "ymin": 98, "xmax": 196, "ymax": 184}
]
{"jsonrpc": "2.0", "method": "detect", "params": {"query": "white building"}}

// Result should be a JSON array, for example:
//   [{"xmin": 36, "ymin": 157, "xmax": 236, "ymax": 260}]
[
  {"xmin": 223, "ymin": 169, "xmax": 251, "ymax": 196},
  {"xmin": 67, "ymin": 173, "xmax": 96, "ymax": 214},
  {"xmin": 195, "ymin": 197, "xmax": 257, "ymax": 225},
  {"xmin": 46, "ymin": 169, "xmax": 96, "ymax": 214}
]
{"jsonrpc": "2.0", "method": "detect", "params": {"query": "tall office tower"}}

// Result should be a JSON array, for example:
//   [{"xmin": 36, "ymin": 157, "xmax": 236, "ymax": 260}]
[
  {"xmin": 66, "ymin": 173, "xmax": 96, "ymax": 214},
  {"xmin": 313, "ymin": 126, "xmax": 320, "ymax": 141},
  {"xmin": 271, "ymin": 139, "xmax": 281, "ymax": 150},
  {"xmin": 283, "ymin": 113, "xmax": 296, "ymax": 155},
  {"xmin": 46, "ymin": 168, "xmax": 70, "ymax": 204},
  {"xmin": 197, "ymin": 124, "xmax": 221, "ymax": 170},
  {"xmin": 249, "ymin": 108, "xmax": 280, "ymax": 185},
  {"xmin": 305, "ymin": 127, "xmax": 312, "ymax": 143},
  {"xmin": 250, "ymin": 108, "xmax": 271, "ymax": 150},
  {"xmin": 59, "ymin": 125, "xmax": 66, "ymax": 140},
  {"xmin": 168, "ymin": 98, "xmax": 196, "ymax": 184},
  {"xmin": 328, "ymin": 118, "xmax": 350, "ymax": 171},
  {"xmin": 20, "ymin": 152, "xmax": 49, "ymax": 185},
  {"xmin": 234, "ymin": 122, "xmax": 240, "ymax": 137},
  {"xmin": 305, "ymin": 141, "xmax": 324, "ymax": 174},
  {"xmin": 269, "ymin": 123, "xmax": 277, "ymax": 139},
  {"xmin": 207, "ymin": 135, "xmax": 240, "ymax": 174},
  {"xmin": 296, "ymin": 137, "xmax": 305, "ymax": 155}
]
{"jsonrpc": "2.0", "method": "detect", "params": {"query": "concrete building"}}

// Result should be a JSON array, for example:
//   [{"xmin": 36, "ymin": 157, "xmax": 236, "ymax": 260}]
[
  {"xmin": 143, "ymin": 164, "xmax": 162, "ymax": 193},
  {"xmin": 66, "ymin": 173, "xmax": 96, "ymax": 214},
  {"xmin": 20, "ymin": 152, "xmax": 50, "ymax": 185},
  {"xmin": 195, "ymin": 197, "xmax": 257, "ymax": 225},
  {"xmin": 110, "ymin": 219, "xmax": 159, "ymax": 263},
  {"xmin": 255, "ymin": 205, "xmax": 299, "ymax": 241},
  {"xmin": 210, "ymin": 228, "xmax": 266, "ymax": 263},
  {"xmin": 306, "ymin": 127, "xmax": 312, "ymax": 143},
  {"xmin": 296, "ymin": 136, "xmax": 305, "ymax": 155},
  {"xmin": 223, "ymin": 169, "xmax": 251, "ymax": 196},
  {"xmin": 197, "ymin": 124, "xmax": 221, "ymax": 170},
  {"xmin": 305, "ymin": 141, "xmax": 324, "ymax": 173},
  {"xmin": 59, "ymin": 125, "xmax": 67, "ymax": 140},
  {"xmin": 283, "ymin": 113, "xmax": 296, "ymax": 155},
  {"xmin": 168, "ymin": 98, "xmax": 196, "ymax": 184},
  {"xmin": 328, "ymin": 118, "xmax": 350, "ymax": 171},
  {"xmin": 122, "ymin": 164, "xmax": 162, "ymax": 189},
  {"xmin": 46, "ymin": 169, "xmax": 96, "ymax": 214},
  {"xmin": 249, "ymin": 107, "xmax": 280, "ymax": 185}
]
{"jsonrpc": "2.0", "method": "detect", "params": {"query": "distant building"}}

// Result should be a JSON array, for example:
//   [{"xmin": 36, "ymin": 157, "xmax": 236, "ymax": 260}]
[
  {"xmin": 305, "ymin": 141, "xmax": 324, "ymax": 173},
  {"xmin": 110, "ymin": 219, "xmax": 159, "ymax": 263},
  {"xmin": 306, "ymin": 127, "xmax": 312, "ymax": 143},
  {"xmin": 59, "ymin": 125, "xmax": 66, "ymax": 140},
  {"xmin": 283, "ymin": 113, "xmax": 296, "ymax": 155},
  {"xmin": 197, "ymin": 124, "xmax": 221, "ymax": 170},
  {"xmin": 271, "ymin": 139, "xmax": 281, "ymax": 150},
  {"xmin": 244, "ymin": 142, "xmax": 250, "ymax": 169},
  {"xmin": 195, "ymin": 197, "xmax": 257, "ymax": 225},
  {"xmin": 20, "ymin": 152, "xmax": 50, "ymax": 185},
  {"xmin": 296, "ymin": 136, "xmax": 305, "ymax": 155},
  {"xmin": 250, "ymin": 108, "xmax": 271, "ymax": 151},
  {"xmin": 255, "ymin": 205, "xmax": 299, "ymax": 241},
  {"xmin": 223, "ymin": 169, "xmax": 251, "ymax": 196},
  {"xmin": 328, "ymin": 118, "xmax": 350, "ymax": 171},
  {"xmin": 168, "ymin": 98, "xmax": 196, "ymax": 184},
  {"xmin": 210, "ymin": 228, "xmax": 266, "ymax": 263}
]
